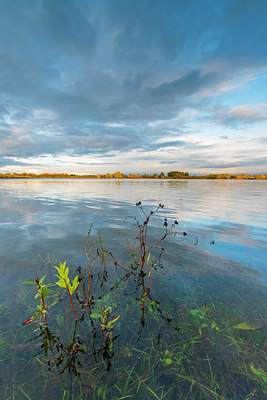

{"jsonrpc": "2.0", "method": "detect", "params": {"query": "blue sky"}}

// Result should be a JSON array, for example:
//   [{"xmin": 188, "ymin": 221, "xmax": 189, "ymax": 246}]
[{"xmin": 0, "ymin": 0, "xmax": 266, "ymax": 174}]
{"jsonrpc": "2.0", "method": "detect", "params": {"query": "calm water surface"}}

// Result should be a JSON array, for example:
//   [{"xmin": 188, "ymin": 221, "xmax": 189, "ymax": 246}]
[
  {"xmin": 0, "ymin": 179, "xmax": 266, "ymax": 399},
  {"xmin": 0, "ymin": 179, "xmax": 266, "ymax": 278}
]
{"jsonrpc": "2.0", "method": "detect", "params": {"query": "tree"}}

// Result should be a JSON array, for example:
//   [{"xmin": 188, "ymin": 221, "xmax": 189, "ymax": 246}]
[
  {"xmin": 114, "ymin": 171, "xmax": 123, "ymax": 179},
  {"xmin": 167, "ymin": 171, "xmax": 188, "ymax": 179}
]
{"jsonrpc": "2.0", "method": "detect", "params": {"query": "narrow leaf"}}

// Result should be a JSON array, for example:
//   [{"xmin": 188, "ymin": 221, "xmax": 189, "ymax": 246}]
[
  {"xmin": 56, "ymin": 281, "xmax": 66, "ymax": 288},
  {"xmin": 39, "ymin": 276, "xmax": 46, "ymax": 285},
  {"xmin": 232, "ymin": 322, "xmax": 256, "ymax": 330},
  {"xmin": 90, "ymin": 313, "xmax": 102, "ymax": 319},
  {"xmin": 109, "ymin": 315, "xmax": 120, "ymax": 325}
]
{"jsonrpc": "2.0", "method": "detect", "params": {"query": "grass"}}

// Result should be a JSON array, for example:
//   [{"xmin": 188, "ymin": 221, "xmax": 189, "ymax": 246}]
[{"xmin": 0, "ymin": 203, "xmax": 266, "ymax": 399}]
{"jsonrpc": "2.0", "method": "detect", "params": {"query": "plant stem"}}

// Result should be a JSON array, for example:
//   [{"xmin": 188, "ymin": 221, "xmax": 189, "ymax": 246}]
[
  {"xmin": 98, "ymin": 232, "xmax": 107, "ymax": 272},
  {"xmin": 40, "ymin": 292, "xmax": 48, "ymax": 325},
  {"xmin": 87, "ymin": 225, "xmax": 92, "ymax": 299},
  {"xmin": 35, "ymin": 279, "xmax": 48, "ymax": 325},
  {"xmin": 64, "ymin": 280, "xmax": 78, "ymax": 322}
]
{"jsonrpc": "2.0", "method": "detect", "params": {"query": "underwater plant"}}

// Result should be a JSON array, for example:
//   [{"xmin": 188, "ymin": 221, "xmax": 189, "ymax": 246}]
[{"xmin": 18, "ymin": 203, "xmax": 266, "ymax": 400}]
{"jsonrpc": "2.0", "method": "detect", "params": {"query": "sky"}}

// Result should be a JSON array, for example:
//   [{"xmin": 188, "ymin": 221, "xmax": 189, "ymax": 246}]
[{"xmin": 0, "ymin": 0, "xmax": 267, "ymax": 175}]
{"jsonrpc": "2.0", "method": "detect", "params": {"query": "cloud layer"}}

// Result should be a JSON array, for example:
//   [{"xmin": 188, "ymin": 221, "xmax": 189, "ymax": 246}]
[{"xmin": 0, "ymin": 0, "xmax": 267, "ymax": 173}]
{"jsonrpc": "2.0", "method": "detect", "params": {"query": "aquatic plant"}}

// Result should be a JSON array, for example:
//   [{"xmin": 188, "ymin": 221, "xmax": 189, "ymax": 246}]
[
  {"xmin": 13, "ymin": 203, "xmax": 266, "ymax": 400},
  {"xmin": 23, "ymin": 276, "xmax": 54, "ymax": 326},
  {"xmin": 54, "ymin": 261, "xmax": 79, "ymax": 321}
]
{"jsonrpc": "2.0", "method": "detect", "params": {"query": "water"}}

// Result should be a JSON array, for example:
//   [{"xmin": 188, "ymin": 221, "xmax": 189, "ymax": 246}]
[{"xmin": 0, "ymin": 179, "xmax": 266, "ymax": 399}]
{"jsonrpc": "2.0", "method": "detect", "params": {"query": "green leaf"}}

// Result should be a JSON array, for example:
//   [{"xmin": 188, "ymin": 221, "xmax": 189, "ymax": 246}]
[
  {"xmin": 211, "ymin": 321, "xmax": 221, "ymax": 331},
  {"xmin": 69, "ymin": 275, "xmax": 79, "ymax": 295},
  {"xmin": 32, "ymin": 310, "xmax": 42, "ymax": 321},
  {"xmin": 43, "ymin": 290, "xmax": 53, "ymax": 296},
  {"xmin": 56, "ymin": 281, "xmax": 67, "ymax": 288},
  {"xmin": 165, "ymin": 358, "xmax": 172, "ymax": 364},
  {"xmin": 53, "ymin": 266, "xmax": 61, "ymax": 274},
  {"xmin": 199, "ymin": 322, "xmax": 208, "ymax": 335},
  {"xmin": 39, "ymin": 276, "xmax": 46, "ymax": 285},
  {"xmin": 147, "ymin": 253, "xmax": 151, "ymax": 264},
  {"xmin": 23, "ymin": 281, "xmax": 36, "ymax": 285},
  {"xmin": 190, "ymin": 309, "xmax": 205, "ymax": 319},
  {"xmin": 251, "ymin": 364, "xmax": 267, "ymax": 383},
  {"xmin": 90, "ymin": 313, "xmax": 102, "ymax": 319},
  {"xmin": 60, "ymin": 261, "xmax": 66, "ymax": 271},
  {"xmin": 64, "ymin": 267, "xmax": 69, "ymax": 279},
  {"xmin": 54, "ymin": 261, "xmax": 68, "ymax": 280},
  {"xmin": 50, "ymin": 299, "xmax": 60, "ymax": 307},
  {"xmin": 232, "ymin": 322, "xmax": 256, "ymax": 330}
]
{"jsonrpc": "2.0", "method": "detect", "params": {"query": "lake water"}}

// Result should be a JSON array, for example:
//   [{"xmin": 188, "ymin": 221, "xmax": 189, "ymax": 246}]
[{"xmin": 0, "ymin": 179, "xmax": 266, "ymax": 399}]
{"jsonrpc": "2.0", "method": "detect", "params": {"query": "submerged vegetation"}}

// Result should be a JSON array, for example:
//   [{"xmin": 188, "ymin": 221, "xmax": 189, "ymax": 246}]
[{"xmin": 1, "ymin": 203, "xmax": 266, "ymax": 399}]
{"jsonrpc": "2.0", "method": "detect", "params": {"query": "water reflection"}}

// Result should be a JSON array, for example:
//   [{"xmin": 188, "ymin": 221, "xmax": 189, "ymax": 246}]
[{"xmin": 0, "ymin": 179, "xmax": 266, "ymax": 278}]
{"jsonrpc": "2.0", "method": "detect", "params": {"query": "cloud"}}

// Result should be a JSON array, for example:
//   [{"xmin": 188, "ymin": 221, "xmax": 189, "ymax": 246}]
[
  {"xmin": 0, "ymin": 0, "xmax": 266, "ymax": 172},
  {"xmin": 213, "ymin": 104, "xmax": 267, "ymax": 126},
  {"xmin": 198, "ymin": 156, "xmax": 267, "ymax": 170}
]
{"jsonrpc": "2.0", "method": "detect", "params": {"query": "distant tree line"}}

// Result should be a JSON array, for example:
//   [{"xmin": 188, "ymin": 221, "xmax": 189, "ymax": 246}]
[{"xmin": 0, "ymin": 171, "xmax": 266, "ymax": 179}]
